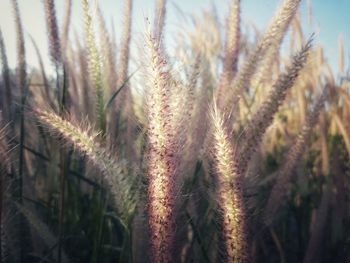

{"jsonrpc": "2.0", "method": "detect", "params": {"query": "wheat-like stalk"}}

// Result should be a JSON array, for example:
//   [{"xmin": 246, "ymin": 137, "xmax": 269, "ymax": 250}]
[
  {"xmin": 118, "ymin": 0, "xmax": 132, "ymax": 84},
  {"xmin": 43, "ymin": 0, "xmax": 62, "ymax": 65},
  {"xmin": 264, "ymin": 88, "xmax": 327, "ymax": 225},
  {"xmin": 210, "ymin": 103, "xmax": 248, "ymax": 263},
  {"xmin": 97, "ymin": 6, "xmax": 117, "ymax": 97},
  {"xmin": 120, "ymin": 0, "xmax": 136, "ymax": 155},
  {"xmin": 11, "ymin": 0, "xmax": 26, "ymax": 91},
  {"xmin": 216, "ymin": 0, "xmax": 240, "ymax": 106},
  {"xmin": 239, "ymin": 38, "xmax": 312, "ymax": 174},
  {"xmin": 35, "ymin": 109, "xmax": 137, "ymax": 220},
  {"xmin": 221, "ymin": 0, "xmax": 301, "ymax": 113},
  {"xmin": 145, "ymin": 30, "xmax": 178, "ymax": 263},
  {"xmin": 76, "ymin": 38, "xmax": 93, "ymax": 118},
  {"xmin": 186, "ymin": 55, "xmax": 201, "ymax": 119},
  {"xmin": 1, "ymin": 0, "xmax": 349, "ymax": 261},
  {"xmin": 82, "ymin": 0, "xmax": 105, "ymax": 132}
]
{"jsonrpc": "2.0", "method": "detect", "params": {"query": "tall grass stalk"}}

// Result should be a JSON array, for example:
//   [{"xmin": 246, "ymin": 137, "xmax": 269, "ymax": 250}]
[
  {"xmin": 210, "ymin": 103, "xmax": 248, "ymax": 263},
  {"xmin": 61, "ymin": 0, "xmax": 72, "ymax": 53},
  {"xmin": 1, "ymin": 0, "xmax": 350, "ymax": 262},
  {"xmin": 82, "ymin": 0, "xmax": 105, "ymax": 133},
  {"xmin": 216, "ymin": 0, "xmax": 240, "ymax": 106},
  {"xmin": 11, "ymin": 0, "xmax": 27, "ymax": 260},
  {"xmin": 0, "ymin": 30, "xmax": 12, "ymax": 123},
  {"xmin": 221, "ymin": 0, "xmax": 301, "ymax": 114},
  {"xmin": 239, "ymin": 38, "xmax": 312, "ymax": 174},
  {"xmin": 43, "ymin": 0, "xmax": 62, "ymax": 66},
  {"xmin": 35, "ymin": 109, "xmax": 138, "ymax": 220},
  {"xmin": 264, "ymin": 88, "xmax": 327, "ymax": 225},
  {"xmin": 42, "ymin": 2, "xmax": 68, "ymax": 261},
  {"xmin": 145, "ymin": 30, "xmax": 178, "ymax": 263},
  {"xmin": 116, "ymin": 0, "xmax": 135, "ymax": 159}
]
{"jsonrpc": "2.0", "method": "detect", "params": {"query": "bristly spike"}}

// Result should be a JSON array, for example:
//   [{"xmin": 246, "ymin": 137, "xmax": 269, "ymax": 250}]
[
  {"xmin": 221, "ymin": 0, "xmax": 302, "ymax": 114},
  {"xmin": 264, "ymin": 87, "xmax": 327, "ymax": 225},
  {"xmin": 35, "ymin": 109, "xmax": 138, "ymax": 221},
  {"xmin": 145, "ymin": 28, "xmax": 178, "ymax": 263},
  {"xmin": 43, "ymin": 0, "xmax": 62, "ymax": 66},
  {"xmin": 81, "ymin": 0, "xmax": 105, "ymax": 132},
  {"xmin": 239, "ymin": 36, "xmax": 313, "ymax": 174},
  {"xmin": 210, "ymin": 102, "xmax": 249, "ymax": 263},
  {"xmin": 216, "ymin": 0, "xmax": 241, "ymax": 106},
  {"xmin": 154, "ymin": 0, "xmax": 167, "ymax": 44}
]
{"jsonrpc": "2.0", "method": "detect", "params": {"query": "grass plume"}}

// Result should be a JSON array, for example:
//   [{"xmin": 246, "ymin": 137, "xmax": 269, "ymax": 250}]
[
  {"xmin": 210, "ymin": 103, "xmax": 248, "ymax": 262},
  {"xmin": 264, "ymin": 88, "xmax": 327, "ymax": 225},
  {"xmin": 82, "ymin": 0, "xmax": 105, "ymax": 132},
  {"xmin": 35, "ymin": 109, "xmax": 138, "ymax": 220},
  {"xmin": 239, "ymin": 37, "xmax": 313, "ymax": 174},
  {"xmin": 145, "ymin": 29, "xmax": 178, "ymax": 263}
]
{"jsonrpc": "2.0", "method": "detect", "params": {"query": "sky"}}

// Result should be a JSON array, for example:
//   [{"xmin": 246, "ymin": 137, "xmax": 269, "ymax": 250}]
[{"xmin": 0, "ymin": 0, "xmax": 349, "ymax": 75}]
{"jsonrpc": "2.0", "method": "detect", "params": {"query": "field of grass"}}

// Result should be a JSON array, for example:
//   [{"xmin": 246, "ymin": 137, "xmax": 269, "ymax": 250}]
[{"xmin": 0, "ymin": 0, "xmax": 349, "ymax": 262}]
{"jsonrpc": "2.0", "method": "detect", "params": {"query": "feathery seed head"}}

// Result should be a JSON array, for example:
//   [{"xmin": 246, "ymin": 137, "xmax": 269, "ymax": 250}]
[
  {"xmin": 43, "ymin": 0, "xmax": 62, "ymax": 65},
  {"xmin": 238, "ymin": 36, "xmax": 313, "ymax": 174},
  {"xmin": 11, "ymin": 0, "xmax": 26, "ymax": 91},
  {"xmin": 35, "ymin": 109, "xmax": 138, "ymax": 219},
  {"xmin": 154, "ymin": 0, "xmax": 166, "ymax": 43},
  {"xmin": 264, "ymin": 87, "xmax": 326, "ymax": 225},
  {"xmin": 221, "ymin": 0, "xmax": 301, "ymax": 112},
  {"xmin": 144, "ymin": 28, "xmax": 178, "ymax": 263},
  {"xmin": 210, "ymin": 103, "xmax": 248, "ymax": 263},
  {"xmin": 82, "ymin": 0, "xmax": 105, "ymax": 131}
]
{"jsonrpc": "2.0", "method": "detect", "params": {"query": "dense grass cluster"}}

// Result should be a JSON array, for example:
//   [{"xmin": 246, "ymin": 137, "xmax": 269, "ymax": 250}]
[{"xmin": 0, "ymin": 0, "xmax": 349, "ymax": 262}]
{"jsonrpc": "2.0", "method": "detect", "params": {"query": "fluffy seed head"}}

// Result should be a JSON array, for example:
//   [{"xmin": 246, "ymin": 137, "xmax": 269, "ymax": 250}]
[
  {"xmin": 145, "ymin": 30, "xmax": 178, "ymax": 263},
  {"xmin": 35, "ymin": 109, "xmax": 137, "ymax": 220},
  {"xmin": 210, "ymin": 103, "xmax": 248, "ymax": 263}
]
